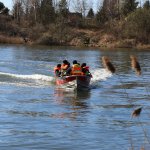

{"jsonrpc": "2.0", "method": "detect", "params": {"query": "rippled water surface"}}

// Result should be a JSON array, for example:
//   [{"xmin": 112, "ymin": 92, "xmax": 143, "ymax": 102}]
[{"xmin": 0, "ymin": 45, "xmax": 150, "ymax": 150}]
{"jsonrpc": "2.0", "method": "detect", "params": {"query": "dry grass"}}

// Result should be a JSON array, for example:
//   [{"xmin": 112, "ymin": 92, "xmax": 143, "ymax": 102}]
[
  {"xmin": 136, "ymin": 44, "xmax": 150, "ymax": 50},
  {"xmin": 0, "ymin": 35, "xmax": 24, "ymax": 44}
]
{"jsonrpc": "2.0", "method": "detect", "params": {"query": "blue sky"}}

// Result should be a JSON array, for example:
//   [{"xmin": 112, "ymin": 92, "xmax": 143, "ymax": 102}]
[
  {"xmin": 0, "ymin": 0, "xmax": 102, "ymax": 12},
  {"xmin": 0, "ymin": 0, "xmax": 147, "ymax": 11},
  {"xmin": 0, "ymin": 0, "xmax": 12, "ymax": 10}
]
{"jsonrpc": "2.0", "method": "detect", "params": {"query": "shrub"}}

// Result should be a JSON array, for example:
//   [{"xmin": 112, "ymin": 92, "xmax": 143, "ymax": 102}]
[
  {"xmin": 123, "ymin": 8, "xmax": 150, "ymax": 43},
  {"xmin": 36, "ymin": 34, "xmax": 59, "ymax": 45}
]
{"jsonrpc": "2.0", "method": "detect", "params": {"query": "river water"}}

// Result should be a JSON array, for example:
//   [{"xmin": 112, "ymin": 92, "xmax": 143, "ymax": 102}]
[{"xmin": 0, "ymin": 45, "xmax": 150, "ymax": 150}]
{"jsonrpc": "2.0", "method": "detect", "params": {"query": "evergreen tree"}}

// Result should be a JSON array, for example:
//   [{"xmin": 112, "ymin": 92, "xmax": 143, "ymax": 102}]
[
  {"xmin": 40, "ymin": 0, "xmax": 55, "ymax": 24},
  {"xmin": 58, "ymin": 0, "xmax": 68, "ymax": 17},
  {"xmin": 121, "ymin": 0, "xmax": 138, "ymax": 16},
  {"xmin": 96, "ymin": 4, "xmax": 109, "ymax": 24},
  {"xmin": 2, "ymin": 7, "xmax": 9, "ymax": 15},
  {"xmin": 143, "ymin": 0, "xmax": 150, "ymax": 9},
  {"xmin": 87, "ymin": 8, "xmax": 94, "ymax": 18},
  {"xmin": 96, "ymin": 0, "xmax": 120, "ymax": 24},
  {"xmin": 0, "ymin": 2, "xmax": 5, "ymax": 11}
]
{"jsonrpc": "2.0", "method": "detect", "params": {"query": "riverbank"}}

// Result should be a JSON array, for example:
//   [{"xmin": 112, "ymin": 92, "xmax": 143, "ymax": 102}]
[
  {"xmin": 0, "ymin": 14, "xmax": 150, "ymax": 50},
  {"xmin": 0, "ymin": 28, "xmax": 150, "ymax": 50},
  {"xmin": 1, "ymin": 1, "xmax": 150, "ymax": 50}
]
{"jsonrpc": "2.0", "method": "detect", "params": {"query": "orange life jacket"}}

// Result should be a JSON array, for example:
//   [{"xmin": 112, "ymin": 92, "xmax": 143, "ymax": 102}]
[{"xmin": 71, "ymin": 64, "xmax": 83, "ymax": 75}]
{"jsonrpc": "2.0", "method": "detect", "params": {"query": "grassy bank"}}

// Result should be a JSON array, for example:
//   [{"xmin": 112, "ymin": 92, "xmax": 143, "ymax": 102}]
[
  {"xmin": 0, "ymin": 9, "xmax": 149, "ymax": 50},
  {"xmin": 0, "ymin": 25, "xmax": 150, "ymax": 50},
  {"xmin": 0, "ymin": 35, "xmax": 24, "ymax": 44}
]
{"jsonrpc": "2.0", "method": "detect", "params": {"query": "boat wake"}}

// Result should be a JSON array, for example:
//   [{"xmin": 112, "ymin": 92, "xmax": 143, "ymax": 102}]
[
  {"xmin": 90, "ymin": 68, "xmax": 112, "ymax": 89},
  {"xmin": 91, "ymin": 68, "xmax": 112, "ymax": 82},
  {"xmin": 0, "ymin": 68, "xmax": 112, "ymax": 88},
  {"xmin": 0, "ymin": 72, "xmax": 55, "ymax": 87},
  {"xmin": 0, "ymin": 72, "xmax": 54, "ymax": 81}
]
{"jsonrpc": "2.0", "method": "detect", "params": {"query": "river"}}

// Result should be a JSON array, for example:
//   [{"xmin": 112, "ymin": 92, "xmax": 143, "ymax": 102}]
[{"xmin": 0, "ymin": 44, "xmax": 150, "ymax": 150}]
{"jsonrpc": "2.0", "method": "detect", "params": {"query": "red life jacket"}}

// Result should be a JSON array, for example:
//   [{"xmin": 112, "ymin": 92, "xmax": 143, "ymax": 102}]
[
  {"xmin": 71, "ymin": 64, "xmax": 82, "ymax": 75},
  {"xmin": 82, "ymin": 66, "xmax": 89, "ymax": 73},
  {"xmin": 82, "ymin": 66, "xmax": 92, "ymax": 76},
  {"xmin": 83, "ymin": 66, "xmax": 89, "ymax": 71}
]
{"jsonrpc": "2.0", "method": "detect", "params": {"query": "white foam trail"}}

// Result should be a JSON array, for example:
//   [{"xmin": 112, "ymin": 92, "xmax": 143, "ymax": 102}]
[
  {"xmin": 0, "ymin": 81, "xmax": 53, "ymax": 88},
  {"xmin": 0, "ymin": 69, "xmax": 111, "ymax": 88},
  {"xmin": 0, "ymin": 69, "xmax": 111, "ymax": 83},
  {"xmin": 91, "ymin": 68, "xmax": 112, "ymax": 83},
  {"xmin": 0, "ymin": 72, "xmax": 54, "ymax": 82}
]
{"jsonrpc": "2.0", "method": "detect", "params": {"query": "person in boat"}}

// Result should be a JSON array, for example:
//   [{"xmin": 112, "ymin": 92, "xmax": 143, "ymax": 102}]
[
  {"xmin": 81, "ymin": 63, "xmax": 92, "ymax": 77},
  {"xmin": 61, "ymin": 60, "xmax": 70, "ymax": 76},
  {"xmin": 71, "ymin": 60, "xmax": 83, "ymax": 75},
  {"xmin": 54, "ymin": 64, "xmax": 61, "ymax": 77}
]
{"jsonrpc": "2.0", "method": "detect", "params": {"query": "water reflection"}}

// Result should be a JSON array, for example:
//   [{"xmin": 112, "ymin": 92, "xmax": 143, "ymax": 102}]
[
  {"xmin": 51, "ymin": 88, "xmax": 91, "ymax": 120},
  {"xmin": 54, "ymin": 88, "xmax": 91, "ymax": 107}
]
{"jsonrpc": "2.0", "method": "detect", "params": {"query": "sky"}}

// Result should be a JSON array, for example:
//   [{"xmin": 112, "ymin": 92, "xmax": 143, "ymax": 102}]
[
  {"xmin": 0, "ymin": 0, "xmax": 102, "ymax": 12},
  {"xmin": 0, "ymin": 0, "xmax": 147, "ymax": 12},
  {"xmin": 0, "ymin": 0, "xmax": 13, "ymax": 10}
]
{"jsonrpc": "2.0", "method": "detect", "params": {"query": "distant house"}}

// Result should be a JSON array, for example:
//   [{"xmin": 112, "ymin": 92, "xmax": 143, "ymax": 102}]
[{"xmin": 67, "ymin": 12, "xmax": 82, "ymax": 26}]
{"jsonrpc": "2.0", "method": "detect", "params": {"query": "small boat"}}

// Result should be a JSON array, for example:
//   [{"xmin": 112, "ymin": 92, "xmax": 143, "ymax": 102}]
[{"xmin": 55, "ymin": 75, "xmax": 91, "ymax": 90}]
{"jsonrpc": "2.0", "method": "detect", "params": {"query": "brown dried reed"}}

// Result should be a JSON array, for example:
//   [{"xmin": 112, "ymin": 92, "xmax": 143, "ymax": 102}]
[
  {"xmin": 102, "ymin": 56, "xmax": 116, "ymax": 73},
  {"xmin": 130, "ymin": 55, "xmax": 141, "ymax": 76},
  {"xmin": 131, "ymin": 107, "xmax": 142, "ymax": 118}
]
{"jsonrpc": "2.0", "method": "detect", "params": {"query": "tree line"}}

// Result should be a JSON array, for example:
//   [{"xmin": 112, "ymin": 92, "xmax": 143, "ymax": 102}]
[
  {"xmin": 96, "ymin": 0, "xmax": 150, "ymax": 23},
  {"xmin": 3, "ymin": 0, "xmax": 147, "ymax": 26},
  {"xmin": 9, "ymin": 0, "xmax": 94, "ymax": 25},
  {"xmin": 0, "ymin": 0, "xmax": 150, "ymax": 46}
]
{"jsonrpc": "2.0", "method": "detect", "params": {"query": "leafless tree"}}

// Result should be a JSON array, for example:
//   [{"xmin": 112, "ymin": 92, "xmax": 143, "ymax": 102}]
[
  {"xmin": 12, "ymin": 0, "xmax": 24, "ymax": 22},
  {"xmin": 71, "ymin": 0, "xmax": 92, "ymax": 17}
]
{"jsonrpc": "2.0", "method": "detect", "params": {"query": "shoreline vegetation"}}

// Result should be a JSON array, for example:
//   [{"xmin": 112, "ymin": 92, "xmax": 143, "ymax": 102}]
[{"xmin": 0, "ymin": 0, "xmax": 150, "ymax": 50}]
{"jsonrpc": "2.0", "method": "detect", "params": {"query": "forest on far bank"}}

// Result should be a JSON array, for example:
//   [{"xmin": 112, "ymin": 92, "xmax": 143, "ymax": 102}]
[{"xmin": 0, "ymin": 0, "xmax": 150, "ymax": 49}]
